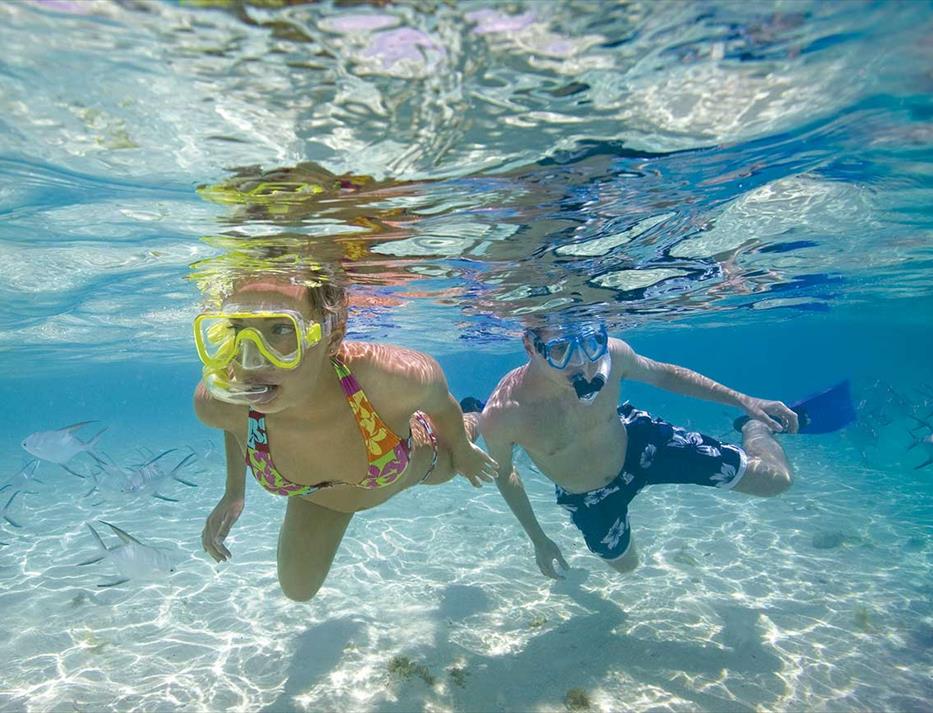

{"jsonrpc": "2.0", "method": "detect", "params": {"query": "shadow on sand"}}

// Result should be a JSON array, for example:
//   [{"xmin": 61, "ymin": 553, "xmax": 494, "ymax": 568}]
[{"xmin": 267, "ymin": 570, "xmax": 783, "ymax": 712}]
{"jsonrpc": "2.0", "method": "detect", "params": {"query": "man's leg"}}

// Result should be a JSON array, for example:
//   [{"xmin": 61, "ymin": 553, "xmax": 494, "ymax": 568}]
[
  {"xmin": 732, "ymin": 420, "xmax": 793, "ymax": 497},
  {"xmin": 606, "ymin": 538, "xmax": 639, "ymax": 574},
  {"xmin": 557, "ymin": 482, "xmax": 640, "ymax": 576},
  {"xmin": 618, "ymin": 404, "xmax": 792, "ymax": 499}
]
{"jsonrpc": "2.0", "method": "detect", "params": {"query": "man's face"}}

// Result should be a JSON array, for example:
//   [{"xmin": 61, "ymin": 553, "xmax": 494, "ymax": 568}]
[
  {"xmin": 531, "ymin": 324, "xmax": 608, "ymax": 370},
  {"xmin": 529, "ymin": 323, "xmax": 611, "ymax": 403}
]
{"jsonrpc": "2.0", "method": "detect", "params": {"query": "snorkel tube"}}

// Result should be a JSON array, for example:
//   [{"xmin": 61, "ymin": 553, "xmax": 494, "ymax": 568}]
[{"xmin": 569, "ymin": 352, "xmax": 611, "ymax": 405}]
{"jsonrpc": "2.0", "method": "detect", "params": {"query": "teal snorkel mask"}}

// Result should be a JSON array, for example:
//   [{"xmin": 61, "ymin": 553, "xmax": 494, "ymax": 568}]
[{"xmin": 532, "ymin": 323, "xmax": 612, "ymax": 404}]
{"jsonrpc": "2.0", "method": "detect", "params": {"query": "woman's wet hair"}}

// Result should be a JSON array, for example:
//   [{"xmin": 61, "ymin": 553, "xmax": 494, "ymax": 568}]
[
  {"xmin": 191, "ymin": 244, "xmax": 350, "ymax": 354},
  {"xmin": 229, "ymin": 272, "xmax": 348, "ymax": 354},
  {"xmin": 307, "ymin": 279, "xmax": 348, "ymax": 355}
]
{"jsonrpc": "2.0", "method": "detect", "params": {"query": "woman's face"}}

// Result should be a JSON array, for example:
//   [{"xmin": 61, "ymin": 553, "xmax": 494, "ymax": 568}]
[{"xmin": 221, "ymin": 283, "xmax": 334, "ymax": 413}]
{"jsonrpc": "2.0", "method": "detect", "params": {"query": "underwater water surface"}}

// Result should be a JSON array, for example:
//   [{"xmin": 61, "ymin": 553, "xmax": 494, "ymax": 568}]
[{"xmin": 1, "ymin": 1, "xmax": 932, "ymax": 711}]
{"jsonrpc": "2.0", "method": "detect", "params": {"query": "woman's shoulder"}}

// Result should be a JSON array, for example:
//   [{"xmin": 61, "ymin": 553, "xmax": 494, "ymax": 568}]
[
  {"xmin": 193, "ymin": 381, "xmax": 246, "ymax": 432},
  {"xmin": 337, "ymin": 341, "xmax": 443, "ymax": 407},
  {"xmin": 339, "ymin": 341, "xmax": 439, "ymax": 381}
]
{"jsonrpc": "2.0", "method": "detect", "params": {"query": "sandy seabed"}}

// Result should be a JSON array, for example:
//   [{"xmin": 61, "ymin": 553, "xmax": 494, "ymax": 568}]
[{"xmin": 0, "ymin": 434, "xmax": 930, "ymax": 713}]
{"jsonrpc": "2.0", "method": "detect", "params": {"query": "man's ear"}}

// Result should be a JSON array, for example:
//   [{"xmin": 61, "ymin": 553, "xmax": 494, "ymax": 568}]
[{"xmin": 522, "ymin": 333, "xmax": 536, "ymax": 357}]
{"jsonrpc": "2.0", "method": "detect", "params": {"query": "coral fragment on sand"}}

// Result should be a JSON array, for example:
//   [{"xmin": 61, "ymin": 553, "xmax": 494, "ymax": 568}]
[
  {"xmin": 387, "ymin": 655, "xmax": 436, "ymax": 685},
  {"xmin": 448, "ymin": 665, "xmax": 469, "ymax": 688},
  {"xmin": 564, "ymin": 687, "xmax": 591, "ymax": 710}
]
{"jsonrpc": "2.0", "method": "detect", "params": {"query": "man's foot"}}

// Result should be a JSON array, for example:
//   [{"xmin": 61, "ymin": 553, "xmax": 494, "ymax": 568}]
[
  {"xmin": 460, "ymin": 396, "xmax": 485, "ymax": 414},
  {"xmin": 734, "ymin": 408, "xmax": 810, "ymax": 434}
]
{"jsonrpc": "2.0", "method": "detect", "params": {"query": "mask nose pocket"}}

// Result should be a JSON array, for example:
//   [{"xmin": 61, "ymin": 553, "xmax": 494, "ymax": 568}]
[
  {"xmin": 566, "ymin": 346, "xmax": 585, "ymax": 368},
  {"xmin": 238, "ymin": 339, "xmax": 267, "ymax": 370}
]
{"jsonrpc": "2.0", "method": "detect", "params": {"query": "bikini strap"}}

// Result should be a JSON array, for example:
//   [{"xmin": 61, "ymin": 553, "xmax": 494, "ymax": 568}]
[
  {"xmin": 332, "ymin": 357, "xmax": 360, "ymax": 398},
  {"xmin": 331, "ymin": 358, "xmax": 404, "ymax": 457}
]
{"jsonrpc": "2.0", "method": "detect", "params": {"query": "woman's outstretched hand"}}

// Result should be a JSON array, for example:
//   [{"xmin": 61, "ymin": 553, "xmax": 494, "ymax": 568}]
[
  {"xmin": 452, "ymin": 443, "xmax": 499, "ymax": 487},
  {"xmin": 202, "ymin": 492, "xmax": 244, "ymax": 562}
]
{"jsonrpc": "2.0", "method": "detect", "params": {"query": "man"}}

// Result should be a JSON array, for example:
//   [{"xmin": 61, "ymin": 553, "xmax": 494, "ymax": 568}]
[{"xmin": 468, "ymin": 321, "xmax": 798, "ymax": 578}]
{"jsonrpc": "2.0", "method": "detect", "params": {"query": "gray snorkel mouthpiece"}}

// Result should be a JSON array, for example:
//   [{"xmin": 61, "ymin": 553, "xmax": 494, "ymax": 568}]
[
  {"xmin": 568, "ymin": 351, "xmax": 612, "ymax": 404},
  {"xmin": 571, "ymin": 373, "xmax": 606, "ymax": 401}
]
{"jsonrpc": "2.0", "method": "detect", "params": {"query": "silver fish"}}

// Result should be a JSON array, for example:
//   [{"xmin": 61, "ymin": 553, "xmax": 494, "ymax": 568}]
[
  {"xmin": 78, "ymin": 521, "xmax": 179, "ymax": 587},
  {"xmin": 21, "ymin": 421, "xmax": 106, "ymax": 467},
  {"xmin": 913, "ymin": 433, "xmax": 933, "ymax": 470},
  {"xmin": 0, "ymin": 460, "xmax": 41, "ymax": 528},
  {"xmin": 87, "ymin": 449, "xmax": 198, "ymax": 503},
  {"xmin": 122, "ymin": 449, "xmax": 198, "ymax": 500}
]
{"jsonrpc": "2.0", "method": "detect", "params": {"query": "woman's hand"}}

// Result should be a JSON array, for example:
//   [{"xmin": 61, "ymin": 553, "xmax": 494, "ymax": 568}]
[
  {"xmin": 202, "ymin": 492, "xmax": 244, "ymax": 562},
  {"xmin": 452, "ymin": 443, "xmax": 499, "ymax": 487},
  {"xmin": 742, "ymin": 397, "xmax": 798, "ymax": 433}
]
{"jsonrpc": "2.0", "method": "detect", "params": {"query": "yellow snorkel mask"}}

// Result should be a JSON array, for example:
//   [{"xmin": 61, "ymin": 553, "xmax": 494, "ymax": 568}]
[
  {"xmin": 193, "ymin": 308, "xmax": 324, "ymax": 371},
  {"xmin": 194, "ymin": 307, "xmax": 326, "ymax": 405}
]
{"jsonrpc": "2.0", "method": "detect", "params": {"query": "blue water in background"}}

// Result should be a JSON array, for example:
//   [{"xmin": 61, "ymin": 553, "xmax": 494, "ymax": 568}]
[
  {"xmin": 1, "ymin": 0, "xmax": 932, "ymax": 711},
  {"xmin": 6, "ymin": 309, "xmax": 932, "ymax": 460}
]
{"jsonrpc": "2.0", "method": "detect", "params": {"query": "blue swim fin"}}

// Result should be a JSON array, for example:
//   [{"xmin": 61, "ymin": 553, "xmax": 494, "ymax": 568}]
[
  {"xmin": 734, "ymin": 380, "xmax": 856, "ymax": 434},
  {"xmin": 792, "ymin": 380, "xmax": 857, "ymax": 434}
]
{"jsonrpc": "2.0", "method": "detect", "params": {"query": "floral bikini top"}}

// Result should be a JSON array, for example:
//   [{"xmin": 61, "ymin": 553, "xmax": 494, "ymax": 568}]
[{"xmin": 246, "ymin": 358, "xmax": 436, "ymax": 497}]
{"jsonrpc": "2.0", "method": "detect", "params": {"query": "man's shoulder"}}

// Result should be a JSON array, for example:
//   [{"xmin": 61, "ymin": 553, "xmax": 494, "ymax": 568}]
[
  {"xmin": 608, "ymin": 336, "xmax": 638, "ymax": 377},
  {"xmin": 483, "ymin": 366, "xmax": 541, "ymax": 432},
  {"xmin": 608, "ymin": 336, "xmax": 635, "ymax": 356},
  {"xmin": 485, "ymin": 365, "xmax": 528, "ymax": 405}
]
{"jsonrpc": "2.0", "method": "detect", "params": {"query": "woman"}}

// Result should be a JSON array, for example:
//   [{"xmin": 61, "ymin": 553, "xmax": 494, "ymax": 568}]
[{"xmin": 194, "ymin": 272, "xmax": 498, "ymax": 602}]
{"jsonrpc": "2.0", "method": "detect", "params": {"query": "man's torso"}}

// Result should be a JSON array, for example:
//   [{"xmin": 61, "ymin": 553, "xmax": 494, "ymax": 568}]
[{"xmin": 505, "ymin": 363, "xmax": 632, "ymax": 493}]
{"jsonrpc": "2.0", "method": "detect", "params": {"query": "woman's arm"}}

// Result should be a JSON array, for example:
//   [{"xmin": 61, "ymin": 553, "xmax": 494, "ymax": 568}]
[
  {"xmin": 418, "ymin": 368, "xmax": 500, "ymax": 485},
  {"xmin": 194, "ymin": 382, "xmax": 248, "ymax": 495},
  {"xmin": 221, "ymin": 430, "xmax": 246, "ymax": 499},
  {"xmin": 383, "ymin": 347, "xmax": 499, "ymax": 484},
  {"xmin": 351, "ymin": 343, "xmax": 500, "ymax": 483},
  {"xmin": 194, "ymin": 383, "xmax": 247, "ymax": 562}
]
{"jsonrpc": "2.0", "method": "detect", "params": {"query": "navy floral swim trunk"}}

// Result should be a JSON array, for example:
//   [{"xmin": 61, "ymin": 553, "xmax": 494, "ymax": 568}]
[{"xmin": 555, "ymin": 403, "xmax": 747, "ymax": 560}]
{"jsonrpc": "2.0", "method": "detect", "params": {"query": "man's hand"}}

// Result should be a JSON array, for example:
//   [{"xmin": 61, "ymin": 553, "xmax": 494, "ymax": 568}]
[
  {"xmin": 533, "ymin": 536, "xmax": 569, "ymax": 579},
  {"xmin": 742, "ymin": 397, "xmax": 798, "ymax": 433},
  {"xmin": 452, "ymin": 442, "xmax": 499, "ymax": 487}
]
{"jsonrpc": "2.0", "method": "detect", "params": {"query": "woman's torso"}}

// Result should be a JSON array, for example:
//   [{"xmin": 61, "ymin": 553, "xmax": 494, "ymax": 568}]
[{"xmin": 231, "ymin": 346, "xmax": 438, "ymax": 512}]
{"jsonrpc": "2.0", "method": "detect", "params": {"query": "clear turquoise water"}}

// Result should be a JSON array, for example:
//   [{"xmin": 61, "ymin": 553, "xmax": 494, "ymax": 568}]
[{"xmin": 1, "ymin": 1, "xmax": 931, "ymax": 711}]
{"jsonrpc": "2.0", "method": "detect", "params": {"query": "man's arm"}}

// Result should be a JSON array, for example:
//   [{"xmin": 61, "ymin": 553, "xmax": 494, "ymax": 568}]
[
  {"xmin": 481, "ymin": 413, "xmax": 568, "ymax": 578},
  {"xmin": 614, "ymin": 339, "xmax": 797, "ymax": 432}
]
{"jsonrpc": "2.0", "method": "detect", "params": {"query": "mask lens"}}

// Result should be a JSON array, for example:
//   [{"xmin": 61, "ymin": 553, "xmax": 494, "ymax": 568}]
[
  {"xmin": 231, "ymin": 316, "xmax": 301, "ymax": 368},
  {"xmin": 580, "ymin": 329, "xmax": 608, "ymax": 361},
  {"xmin": 196, "ymin": 317, "xmax": 236, "ymax": 364},
  {"xmin": 241, "ymin": 317, "xmax": 300, "ymax": 362},
  {"xmin": 236, "ymin": 339, "xmax": 269, "ymax": 370},
  {"xmin": 546, "ymin": 339, "xmax": 573, "ymax": 368},
  {"xmin": 195, "ymin": 311, "xmax": 310, "ymax": 369}
]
